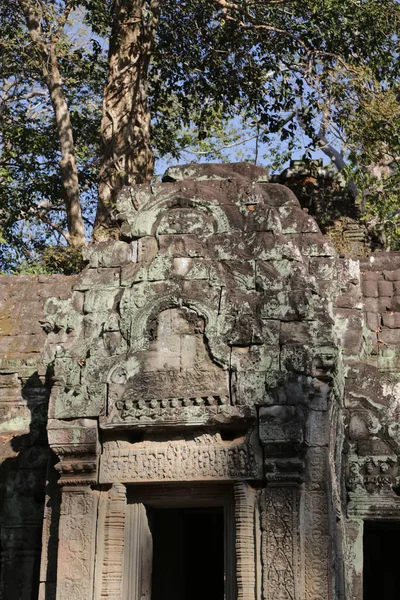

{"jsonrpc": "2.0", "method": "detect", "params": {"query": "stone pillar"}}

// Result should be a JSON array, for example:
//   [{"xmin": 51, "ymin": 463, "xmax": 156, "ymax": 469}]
[
  {"xmin": 95, "ymin": 484, "xmax": 127, "ymax": 600},
  {"xmin": 234, "ymin": 482, "xmax": 257, "ymax": 600},
  {"xmin": 260, "ymin": 486, "xmax": 302, "ymax": 600},
  {"xmin": 38, "ymin": 458, "xmax": 61, "ymax": 600},
  {"xmin": 343, "ymin": 519, "xmax": 363, "ymax": 600},
  {"xmin": 56, "ymin": 486, "xmax": 98, "ymax": 600},
  {"xmin": 123, "ymin": 501, "xmax": 153, "ymax": 600},
  {"xmin": 47, "ymin": 419, "xmax": 99, "ymax": 600},
  {"xmin": 304, "ymin": 448, "xmax": 333, "ymax": 600}
]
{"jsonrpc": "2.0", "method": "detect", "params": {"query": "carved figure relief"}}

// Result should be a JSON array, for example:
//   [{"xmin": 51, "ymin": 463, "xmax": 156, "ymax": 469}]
[{"xmin": 100, "ymin": 431, "xmax": 262, "ymax": 483}]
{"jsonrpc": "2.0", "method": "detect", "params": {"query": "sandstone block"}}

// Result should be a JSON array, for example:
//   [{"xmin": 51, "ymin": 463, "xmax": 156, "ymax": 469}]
[
  {"xmin": 366, "ymin": 312, "xmax": 380, "ymax": 332},
  {"xmin": 381, "ymin": 313, "xmax": 400, "ymax": 328},
  {"xmin": 378, "ymin": 328, "xmax": 400, "ymax": 345},
  {"xmin": 363, "ymin": 280, "xmax": 378, "ymax": 298},
  {"xmin": 378, "ymin": 280, "xmax": 393, "ymax": 297},
  {"xmin": 378, "ymin": 296, "xmax": 393, "ymax": 312},
  {"xmin": 390, "ymin": 296, "xmax": 400, "ymax": 311},
  {"xmin": 363, "ymin": 297, "xmax": 378, "ymax": 312},
  {"xmin": 383, "ymin": 268, "xmax": 400, "ymax": 281}
]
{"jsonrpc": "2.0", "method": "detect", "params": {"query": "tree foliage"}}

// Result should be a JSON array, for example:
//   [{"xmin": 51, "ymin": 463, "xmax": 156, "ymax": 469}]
[{"xmin": 0, "ymin": 0, "xmax": 399, "ymax": 270}]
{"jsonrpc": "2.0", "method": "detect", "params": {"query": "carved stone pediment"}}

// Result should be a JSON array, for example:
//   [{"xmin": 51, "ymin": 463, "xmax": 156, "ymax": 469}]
[{"xmin": 101, "ymin": 307, "xmax": 255, "ymax": 429}]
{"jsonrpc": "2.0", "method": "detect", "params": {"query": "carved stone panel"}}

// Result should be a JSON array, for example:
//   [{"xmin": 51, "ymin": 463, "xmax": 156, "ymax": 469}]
[
  {"xmin": 100, "ymin": 432, "xmax": 262, "ymax": 484},
  {"xmin": 304, "ymin": 491, "xmax": 332, "ymax": 600},
  {"xmin": 260, "ymin": 487, "xmax": 301, "ymax": 600},
  {"xmin": 102, "ymin": 307, "xmax": 238, "ymax": 428},
  {"xmin": 56, "ymin": 488, "xmax": 98, "ymax": 600}
]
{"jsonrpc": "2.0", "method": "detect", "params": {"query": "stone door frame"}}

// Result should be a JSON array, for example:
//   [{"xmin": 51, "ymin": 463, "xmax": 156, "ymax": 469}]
[
  {"xmin": 346, "ymin": 493, "xmax": 400, "ymax": 600},
  {"xmin": 94, "ymin": 481, "xmax": 259, "ymax": 600}
]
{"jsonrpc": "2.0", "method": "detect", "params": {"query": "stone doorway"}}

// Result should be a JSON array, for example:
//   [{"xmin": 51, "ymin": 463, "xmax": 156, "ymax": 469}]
[
  {"xmin": 363, "ymin": 520, "xmax": 400, "ymax": 600},
  {"xmin": 123, "ymin": 485, "xmax": 236, "ymax": 600},
  {"xmin": 150, "ymin": 506, "xmax": 224, "ymax": 600}
]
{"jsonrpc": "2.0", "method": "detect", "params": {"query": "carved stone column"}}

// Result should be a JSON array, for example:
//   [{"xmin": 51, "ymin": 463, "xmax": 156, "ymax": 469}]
[
  {"xmin": 304, "ymin": 448, "xmax": 333, "ymax": 600},
  {"xmin": 234, "ymin": 482, "xmax": 257, "ymax": 600},
  {"xmin": 95, "ymin": 484, "xmax": 127, "ymax": 600},
  {"xmin": 47, "ymin": 419, "xmax": 99, "ymax": 600},
  {"xmin": 260, "ymin": 486, "xmax": 302, "ymax": 600},
  {"xmin": 343, "ymin": 519, "xmax": 363, "ymax": 600},
  {"xmin": 123, "ymin": 501, "xmax": 153, "ymax": 600}
]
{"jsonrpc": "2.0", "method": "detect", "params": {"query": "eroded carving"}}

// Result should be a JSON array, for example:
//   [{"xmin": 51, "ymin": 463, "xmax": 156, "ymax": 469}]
[
  {"xmin": 100, "ymin": 432, "xmax": 261, "ymax": 483},
  {"xmin": 260, "ymin": 487, "xmax": 301, "ymax": 600}
]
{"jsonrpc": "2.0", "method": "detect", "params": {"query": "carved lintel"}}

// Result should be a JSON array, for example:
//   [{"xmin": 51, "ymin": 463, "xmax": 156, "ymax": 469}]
[
  {"xmin": 100, "ymin": 432, "xmax": 262, "ymax": 483},
  {"xmin": 48, "ymin": 419, "xmax": 99, "ymax": 485}
]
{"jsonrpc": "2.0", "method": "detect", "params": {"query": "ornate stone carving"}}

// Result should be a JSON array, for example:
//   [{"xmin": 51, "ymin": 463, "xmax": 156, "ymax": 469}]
[
  {"xmin": 304, "ymin": 491, "xmax": 331, "ymax": 600},
  {"xmin": 100, "ymin": 484, "xmax": 126, "ymax": 600},
  {"xmin": 347, "ymin": 455, "xmax": 400, "ymax": 494},
  {"xmin": 260, "ymin": 487, "xmax": 301, "ymax": 600},
  {"xmin": 56, "ymin": 488, "xmax": 98, "ymax": 600},
  {"xmin": 100, "ymin": 432, "xmax": 262, "ymax": 483},
  {"xmin": 234, "ymin": 482, "xmax": 256, "ymax": 600},
  {"xmin": 47, "ymin": 419, "xmax": 99, "ymax": 485}
]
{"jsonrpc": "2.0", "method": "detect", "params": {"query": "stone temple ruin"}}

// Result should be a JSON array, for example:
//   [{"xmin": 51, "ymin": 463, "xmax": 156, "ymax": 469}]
[{"xmin": 1, "ymin": 162, "xmax": 400, "ymax": 600}]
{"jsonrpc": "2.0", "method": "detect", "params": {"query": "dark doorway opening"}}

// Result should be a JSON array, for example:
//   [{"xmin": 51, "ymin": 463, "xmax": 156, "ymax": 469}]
[
  {"xmin": 363, "ymin": 520, "xmax": 400, "ymax": 600},
  {"xmin": 149, "ymin": 506, "xmax": 224, "ymax": 600}
]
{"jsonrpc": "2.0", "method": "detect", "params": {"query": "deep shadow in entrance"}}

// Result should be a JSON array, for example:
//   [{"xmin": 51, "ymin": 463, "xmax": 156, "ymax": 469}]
[
  {"xmin": 363, "ymin": 520, "xmax": 400, "ymax": 600},
  {"xmin": 149, "ymin": 506, "xmax": 224, "ymax": 600}
]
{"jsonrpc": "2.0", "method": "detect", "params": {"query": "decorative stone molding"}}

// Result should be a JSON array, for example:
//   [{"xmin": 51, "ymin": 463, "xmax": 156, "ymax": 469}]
[{"xmin": 47, "ymin": 419, "xmax": 99, "ymax": 486}]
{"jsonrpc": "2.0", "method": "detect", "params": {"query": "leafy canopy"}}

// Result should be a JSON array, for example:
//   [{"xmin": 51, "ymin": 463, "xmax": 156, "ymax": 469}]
[{"xmin": 1, "ymin": 0, "xmax": 399, "ymax": 270}]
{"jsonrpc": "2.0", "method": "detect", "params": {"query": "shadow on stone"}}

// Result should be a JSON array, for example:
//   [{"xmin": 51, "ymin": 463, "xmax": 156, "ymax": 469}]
[{"xmin": 0, "ymin": 370, "xmax": 59, "ymax": 600}]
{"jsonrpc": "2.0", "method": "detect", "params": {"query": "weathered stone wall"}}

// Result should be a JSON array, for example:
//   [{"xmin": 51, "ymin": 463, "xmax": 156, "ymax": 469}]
[
  {"xmin": 334, "ymin": 253, "xmax": 400, "ymax": 599},
  {"xmin": 0, "ymin": 275, "xmax": 76, "ymax": 600},
  {"xmin": 0, "ymin": 164, "xmax": 399, "ymax": 600},
  {"xmin": 272, "ymin": 159, "xmax": 373, "ymax": 256}
]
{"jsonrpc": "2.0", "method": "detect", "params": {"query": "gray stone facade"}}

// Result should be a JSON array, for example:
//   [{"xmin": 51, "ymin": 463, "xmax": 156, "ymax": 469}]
[{"xmin": 1, "ymin": 163, "xmax": 400, "ymax": 599}]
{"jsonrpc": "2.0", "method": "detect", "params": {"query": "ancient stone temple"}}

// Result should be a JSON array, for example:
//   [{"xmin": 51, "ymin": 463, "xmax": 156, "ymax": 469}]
[{"xmin": 1, "ymin": 163, "xmax": 400, "ymax": 600}]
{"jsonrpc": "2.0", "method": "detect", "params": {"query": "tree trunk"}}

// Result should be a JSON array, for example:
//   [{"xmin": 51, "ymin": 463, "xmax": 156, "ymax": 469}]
[
  {"xmin": 45, "ymin": 48, "xmax": 87, "ymax": 247},
  {"xmin": 19, "ymin": 1, "xmax": 87, "ymax": 247},
  {"xmin": 93, "ymin": 0, "xmax": 160, "ymax": 240}
]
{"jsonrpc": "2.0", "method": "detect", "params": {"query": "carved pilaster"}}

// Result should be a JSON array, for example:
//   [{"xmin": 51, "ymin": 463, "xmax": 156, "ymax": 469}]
[
  {"xmin": 304, "ymin": 449, "xmax": 332, "ymax": 600},
  {"xmin": 260, "ymin": 486, "xmax": 301, "ymax": 600},
  {"xmin": 100, "ymin": 484, "xmax": 126, "ymax": 600},
  {"xmin": 123, "ymin": 502, "xmax": 153, "ymax": 600},
  {"xmin": 234, "ymin": 482, "xmax": 256, "ymax": 600},
  {"xmin": 56, "ymin": 487, "xmax": 98, "ymax": 600}
]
